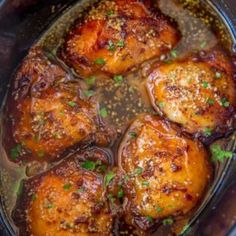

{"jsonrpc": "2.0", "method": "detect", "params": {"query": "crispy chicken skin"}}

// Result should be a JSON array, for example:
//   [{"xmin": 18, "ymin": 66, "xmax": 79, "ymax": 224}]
[
  {"xmin": 62, "ymin": 0, "xmax": 180, "ymax": 76},
  {"xmin": 12, "ymin": 147, "xmax": 113, "ymax": 236},
  {"xmin": 118, "ymin": 115, "xmax": 211, "ymax": 231},
  {"xmin": 146, "ymin": 50, "xmax": 236, "ymax": 138},
  {"xmin": 3, "ymin": 48, "xmax": 115, "ymax": 163}
]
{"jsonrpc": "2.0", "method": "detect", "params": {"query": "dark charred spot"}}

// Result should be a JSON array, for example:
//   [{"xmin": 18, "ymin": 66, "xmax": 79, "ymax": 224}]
[{"xmin": 74, "ymin": 216, "xmax": 89, "ymax": 224}]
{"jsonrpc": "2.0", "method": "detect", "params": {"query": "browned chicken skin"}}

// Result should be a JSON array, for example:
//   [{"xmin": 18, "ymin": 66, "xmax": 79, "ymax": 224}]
[
  {"xmin": 146, "ymin": 50, "xmax": 236, "ymax": 139},
  {"xmin": 3, "ymin": 48, "xmax": 115, "ymax": 163},
  {"xmin": 62, "ymin": 0, "xmax": 181, "ymax": 76},
  {"xmin": 118, "ymin": 114, "xmax": 212, "ymax": 232},
  {"xmin": 12, "ymin": 147, "xmax": 113, "ymax": 236}
]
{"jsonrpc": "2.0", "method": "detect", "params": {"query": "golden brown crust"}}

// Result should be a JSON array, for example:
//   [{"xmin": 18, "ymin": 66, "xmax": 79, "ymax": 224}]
[
  {"xmin": 146, "ymin": 50, "xmax": 236, "ymax": 139},
  {"xmin": 118, "ymin": 114, "xmax": 212, "ymax": 232},
  {"xmin": 12, "ymin": 147, "xmax": 113, "ymax": 236},
  {"xmin": 62, "ymin": 0, "xmax": 181, "ymax": 76},
  {"xmin": 3, "ymin": 48, "xmax": 116, "ymax": 163}
]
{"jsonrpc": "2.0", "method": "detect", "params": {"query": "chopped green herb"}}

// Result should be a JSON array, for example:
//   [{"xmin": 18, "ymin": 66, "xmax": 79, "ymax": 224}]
[
  {"xmin": 85, "ymin": 76, "xmax": 96, "ymax": 86},
  {"xmin": 117, "ymin": 188, "xmax": 124, "ymax": 198},
  {"xmin": 97, "ymin": 164, "xmax": 107, "ymax": 173},
  {"xmin": 162, "ymin": 217, "xmax": 174, "ymax": 225},
  {"xmin": 200, "ymin": 41, "xmax": 207, "ymax": 49},
  {"xmin": 67, "ymin": 101, "xmax": 77, "ymax": 107},
  {"xmin": 16, "ymin": 181, "xmax": 24, "ymax": 196},
  {"xmin": 104, "ymin": 171, "xmax": 116, "ymax": 187},
  {"xmin": 10, "ymin": 144, "xmax": 21, "ymax": 160},
  {"xmin": 81, "ymin": 160, "xmax": 96, "ymax": 171},
  {"xmin": 99, "ymin": 107, "xmax": 108, "ymax": 118},
  {"xmin": 83, "ymin": 90, "xmax": 94, "ymax": 97},
  {"xmin": 129, "ymin": 131, "xmax": 137, "ymax": 139},
  {"xmin": 134, "ymin": 167, "xmax": 143, "ymax": 175},
  {"xmin": 158, "ymin": 101, "xmax": 165, "ymax": 108},
  {"xmin": 106, "ymin": 9, "xmax": 114, "ymax": 16},
  {"xmin": 202, "ymin": 81, "xmax": 209, "ymax": 88},
  {"xmin": 47, "ymin": 203, "xmax": 54, "ymax": 209},
  {"xmin": 94, "ymin": 58, "xmax": 106, "ymax": 65},
  {"xmin": 156, "ymin": 206, "xmax": 163, "ymax": 213},
  {"xmin": 32, "ymin": 194, "xmax": 37, "ymax": 201},
  {"xmin": 204, "ymin": 128, "xmax": 212, "ymax": 137},
  {"xmin": 170, "ymin": 50, "xmax": 177, "ymax": 58},
  {"xmin": 220, "ymin": 97, "xmax": 230, "ymax": 108},
  {"xmin": 108, "ymin": 40, "xmax": 115, "ymax": 51},
  {"xmin": 117, "ymin": 40, "xmax": 125, "ymax": 47},
  {"xmin": 215, "ymin": 72, "xmax": 222, "ymax": 79},
  {"xmin": 124, "ymin": 174, "xmax": 130, "ymax": 182},
  {"xmin": 146, "ymin": 216, "xmax": 153, "ymax": 222},
  {"xmin": 108, "ymin": 193, "xmax": 115, "ymax": 203},
  {"xmin": 37, "ymin": 150, "xmax": 45, "ymax": 158},
  {"xmin": 63, "ymin": 183, "xmax": 72, "ymax": 190},
  {"xmin": 210, "ymin": 144, "xmax": 233, "ymax": 162},
  {"xmin": 76, "ymin": 187, "xmax": 85, "ymax": 193},
  {"xmin": 207, "ymin": 98, "xmax": 215, "ymax": 105},
  {"xmin": 142, "ymin": 181, "xmax": 149, "ymax": 187},
  {"xmin": 113, "ymin": 75, "xmax": 123, "ymax": 85}
]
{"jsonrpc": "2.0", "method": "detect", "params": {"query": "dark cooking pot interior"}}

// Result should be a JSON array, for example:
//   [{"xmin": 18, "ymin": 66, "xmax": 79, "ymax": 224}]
[{"xmin": 0, "ymin": 0, "xmax": 236, "ymax": 236}]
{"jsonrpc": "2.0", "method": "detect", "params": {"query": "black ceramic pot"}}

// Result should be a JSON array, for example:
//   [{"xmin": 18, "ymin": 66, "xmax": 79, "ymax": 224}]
[{"xmin": 0, "ymin": 0, "xmax": 235, "ymax": 235}]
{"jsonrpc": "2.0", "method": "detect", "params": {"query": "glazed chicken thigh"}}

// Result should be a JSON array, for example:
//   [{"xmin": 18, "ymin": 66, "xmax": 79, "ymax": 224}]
[
  {"xmin": 118, "ymin": 114, "xmax": 212, "ymax": 231},
  {"xmin": 146, "ymin": 50, "xmax": 236, "ymax": 138},
  {"xmin": 3, "ymin": 48, "xmax": 115, "ymax": 163},
  {"xmin": 12, "ymin": 147, "xmax": 113, "ymax": 236},
  {"xmin": 62, "ymin": 0, "xmax": 181, "ymax": 76}
]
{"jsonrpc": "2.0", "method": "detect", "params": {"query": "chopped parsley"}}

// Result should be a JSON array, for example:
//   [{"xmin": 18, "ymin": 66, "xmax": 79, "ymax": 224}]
[
  {"xmin": 170, "ymin": 50, "xmax": 177, "ymax": 58},
  {"xmin": 220, "ymin": 97, "xmax": 230, "ymax": 108},
  {"xmin": 207, "ymin": 98, "xmax": 215, "ymax": 105},
  {"xmin": 162, "ymin": 217, "xmax": 174, "ymax": 225},
  {"xmin": 99, "ymin": 107, "xmax": 108, "ymax": 118},
  {"xmin": 134, "ymin": 167, "xmax": 143, "ymax": 175},
  {"xmin": 47, "ymin": 203, "xmax": 54, "ymax": 209},
  {"xmin": 104, "ymin": 172, "xmax": 116, "ymax": 187},
  {"xmin": 83, "ymin": 90, "xmax": 94, "ymax": 97},
  {"xmin": 113, "ymin": 75, "xmax": 123, "ymax": 85},
  {"xmin": 156, "ymin": 206, "xmax": 163, "ymax": 213},
  {"xmin": 215, "ymin": 72, "xmax": 222, "ymax": 79},
  {"xmin": 31, "ymin": 194, "xmax": 37, "ymax": 201},
  {"xmin": 37, "ymin": 150, "xmax": 45, "ymax": 158},
  {"xmin": 63, "ymin": 183, "xmax": 72, "ymax": 190},
  {"xmin": 142, "ymin": 181, "xmax": 149, "ymax": 187},
  {"xmin": 200, "ymin": 41, "xmax": 207, "ymax": 49},
  {"xmin": 85, "ymin": 76, "xmax": 96, "ymax": 86},
  {"xmin": 129, "ymin": 131, "xmax": 137, "ymax": 139},
  {"xmin": 10, "ymin": 144, "xmax": 22, "ymax": 160},
  {"xmin": 106, "ymin": 9, "xmax": 114, "ymax": 17},
  {"xmin": 117, "ymin": 40, "xmax": 125, "ymax": 47},
  {"xmin": 204, "ymin": 128, "xmax": 212, "ymax": 137},
  {"xmin": 108, "ymin": 194, "xmax": 115, "ymax": 203},
  {"xmin": 67, "ymin": 101, "xmax": 76, "ymax": 107},
  {"xmin": 94, "ymin": 58, "xmax": 106, "ymax": 65},
  {"xmin": 81, "ymin": 160, "xmax": 96, "ymax": 171},
  {"xmin": 76, "ymin": 187, "xmax": 85, "ymax": 193},
  {"xmin": 108, "ymin": 40, "xmax": 115, "ymax": 51},
  {"xmin": 202, "ymin": 81, "xmax": 209, "ymax": 88},
  {"xmin": 146, "ymin": 216, "xmax": 153, "ymax": 222},
  {"xmin": 117, "ymin": 188, "xmax": 124, "ymax": 199},
  {"xmin": 158, "ymin": 101, "xmax": 165, "ymax": 108},
  {"xmin": 210, "ymin": 144, "xmax": 233, "ymax": 162}
]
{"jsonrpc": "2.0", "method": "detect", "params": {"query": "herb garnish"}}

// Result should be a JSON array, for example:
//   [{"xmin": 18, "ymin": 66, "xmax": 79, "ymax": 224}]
[
  {"xmin": 170, "ymin": 50, "xmax": 177, "ymax": 58},
  {"xmin": 207, "ymin": 98, "xmax": 215, "ymax": 105},
  {"xmin": 104, "ymin": 171, "xmax": 116, "ymax": 187},
  {"xmin": 162, "ymin": 217, "xmax": 174, "ymax": 225},
  {"xmin": 63, "ymin": 183, "xmax": 72, "ymax": 190},
  {"xmin": 220, "ymin": 97, "xmax": 230, "ymax": 108},
  {"xmin": 85, "ymin": 76, "xmax": 96, "ymax": 86},
  {"xmin": 94, "ymin": 58, "xmax": 106, "ymax": 65},
  {"xmin": 134, "ymin": 167, "xmax": 143, "ymax": 175},
  {"xmin": 202, "ymin": 81, "xmax": 209, "ymax": 88},
  {"xmin": 83, "ymin": 90, "xmax": 94, "ymax": 97},
  {"xmin": 10, "ymin": 144, "xmax": 22, "ymax": 160},
  {"xmin": 210, "ymin": 144, "xmax": 233, "ymax": 162},
  {"xmin": 117, "ymin": 40, "xmax": 125, "ymax": 47},
  {"xmin": 67, "ymin": 101, "xmax": 77, "ymax": 107},
  {"xmin": 204, "ymin": 128, "xmax": 212, "ymax": 137},
  {"xmin": 81, "ymin": 160, "xmax": 96, "ymax": 171},
  {"xmin": 146, "ymin": 216, "xmax": 153, "ymax": 222},
  {"xmin": 129, "ymin": 131, "xmax": 137, "ymax": 139},
  {"xmin": 99, "ymin": 107, "xmax": 108, "ymax": 118},
  {"xmin": 113, "ymin": 75, "xmax": 123, "ymax": 86},
  {"xmin": 108, "ymin": 40, "xmax": 116, "ymax": 51}
]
